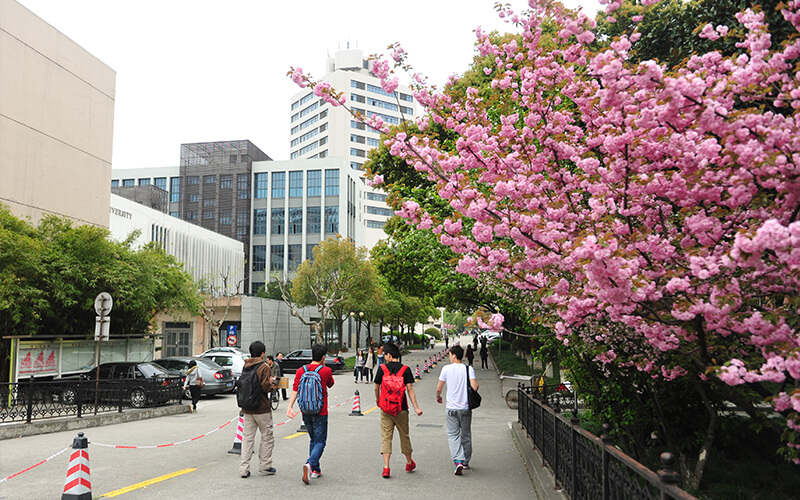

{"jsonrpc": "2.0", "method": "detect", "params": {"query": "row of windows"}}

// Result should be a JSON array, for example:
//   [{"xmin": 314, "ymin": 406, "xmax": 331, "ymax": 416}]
[
  {"xmin": 366, "ymin": 192, "xmax": 387, "ymax": 202},
  {"xmin": 252, "ymin": 243, "xmax": 317, "ymax": 273},
  {"xmin": 291, "ymin": 92, "xmax": 315, "ymax": 110},
  {"xmin": 366, "ymin": 219, "xmax": 386, "ymax": 229},
  {"xmin": 352, "ymin": 80, "xmax": 413, "ymax": 103},
  {"xmin": 367, "ymin": 205, "xmax": 393, "ymax": 217},
  {"xmin": 291, "ymin": 127, "xmax": 319, "ymax": 147},
  {"xmin": 291, "ymin": 101, "xmax": 320, "ymax": 122},
  {"xmin": 292, "ymin": 114, "xmax": 318, "ymax": 135},
  {"xmin": 351, "ymin": 107, "xmax": 400, "ymax": 125},
  {"xmin": 253, "ymin": 206, "xmax": 339, "ymax": 235}
]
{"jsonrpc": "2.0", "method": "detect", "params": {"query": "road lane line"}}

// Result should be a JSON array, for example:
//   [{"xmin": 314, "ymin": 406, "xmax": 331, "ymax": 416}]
[
  {"xmin": 100, "ymin": 468, "xmax": 196, "ymax": 497},
  {"xmin": 283, "ymin": 431, "xmax": 308, "ymax": 439},
  {"xmin": 363, "ymin": 405, "xmax": 379, "ymax": 415}
]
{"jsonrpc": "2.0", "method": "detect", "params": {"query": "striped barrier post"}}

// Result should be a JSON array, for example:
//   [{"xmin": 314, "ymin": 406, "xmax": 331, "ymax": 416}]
[
  {"xmin": 61, "ymin": 432, "xmax": 91, "ymax": 500},
  {"xmin": 228, "ymin": 412, "xmax": 244, "ymax": 454}
]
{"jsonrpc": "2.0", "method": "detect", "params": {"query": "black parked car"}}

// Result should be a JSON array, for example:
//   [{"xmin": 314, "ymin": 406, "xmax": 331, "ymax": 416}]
[
  {"xmin": 153, "ymin": 356, "xmax": 235, "ymax": 398},
  {"xmin": 280, "ymin": 349, "xmax": 346, "ymax": 372},
  {"xmin": 57, "ymin": 362, "xmax": 182, "ymax": 408}
]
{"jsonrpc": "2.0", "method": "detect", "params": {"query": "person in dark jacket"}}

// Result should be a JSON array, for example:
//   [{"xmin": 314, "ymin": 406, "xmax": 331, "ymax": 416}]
[{"xmin": 239, "ymin": 341, "xmax": 277, "ymax": 478}]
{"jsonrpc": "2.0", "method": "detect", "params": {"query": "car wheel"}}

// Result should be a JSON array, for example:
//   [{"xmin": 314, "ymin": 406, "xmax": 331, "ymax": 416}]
[
  {"xmin": 60, "ymin": 387, "xmax": 77, "ymax": 405},
  {"xmin": 130, "ymin": 388, "xmax": 147, "ymax": 408},
  {"xmin": 183, "ymin": 387, "xmax": 191, "ymax": 400}
]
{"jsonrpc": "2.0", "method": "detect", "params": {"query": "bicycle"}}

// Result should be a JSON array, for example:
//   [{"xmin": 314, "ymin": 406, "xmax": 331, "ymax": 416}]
[{"xmin": 269, "ymin": 389, "xmax": 279, "ymax": 411}]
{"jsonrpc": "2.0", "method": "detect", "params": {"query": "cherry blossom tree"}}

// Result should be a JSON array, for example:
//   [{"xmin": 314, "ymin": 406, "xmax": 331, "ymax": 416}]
[{"xmin": 291, "ymin": 0, "xmax": 800, "ymax": 470}]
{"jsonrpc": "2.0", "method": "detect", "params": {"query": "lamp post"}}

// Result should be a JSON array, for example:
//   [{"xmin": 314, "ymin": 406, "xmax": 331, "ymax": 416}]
[{"xmin": 350, "ymin": 311, "xmax": 364, "ymax": 349}]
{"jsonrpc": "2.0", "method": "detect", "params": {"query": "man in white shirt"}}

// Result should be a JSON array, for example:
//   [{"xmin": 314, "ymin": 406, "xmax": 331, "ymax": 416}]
[{"xmin": 435, "ymin": 345, "xmax": 479, "ymax": 475}]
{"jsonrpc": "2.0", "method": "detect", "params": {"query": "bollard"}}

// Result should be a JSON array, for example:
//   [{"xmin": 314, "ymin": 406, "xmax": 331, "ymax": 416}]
[
  {"xmin": 349, "ymin": 390, "xmax": 363, "ymax": 416},
  {"xmin": 415, "ymin": 365, "xmax": 421, "ymax": 381}
]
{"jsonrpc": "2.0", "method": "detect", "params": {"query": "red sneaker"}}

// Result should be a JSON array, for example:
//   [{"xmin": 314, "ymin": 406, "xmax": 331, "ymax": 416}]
[
  {"xmin": 405, "ymin": 460, "xmax": 416, "ymax": 472},
  {"xmin": 382, "ymin": 467, "xmax": 391, "ymax": 478}
]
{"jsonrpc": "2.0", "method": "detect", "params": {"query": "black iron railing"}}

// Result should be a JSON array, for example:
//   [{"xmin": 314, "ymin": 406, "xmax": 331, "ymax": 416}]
[
  {"xmin": 0, "ymin": 377, "xmax": 183, "ymax": 424},
  {"xmin": 518, "ymin": 383, "xmax": 697, "ymax": 500}
]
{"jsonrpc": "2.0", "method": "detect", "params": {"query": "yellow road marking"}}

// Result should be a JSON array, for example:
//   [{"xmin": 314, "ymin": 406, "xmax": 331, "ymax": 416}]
[
  {"xmin": 283, "ymin": 431, "xmax": 307, "ymax": 439},
  {"xmin": 100, "ymin": 468, "xmax": 196, "ymax": 497},
  {"xmin": 363, "ymin": 405, "xmax": 379, "ymax": 415}
]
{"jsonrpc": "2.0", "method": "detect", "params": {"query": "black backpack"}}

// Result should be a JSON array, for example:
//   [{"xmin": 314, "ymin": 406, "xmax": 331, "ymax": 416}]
[{"xmin": 237, "ymin": 362, "xmax": 264, "ymax": 410}]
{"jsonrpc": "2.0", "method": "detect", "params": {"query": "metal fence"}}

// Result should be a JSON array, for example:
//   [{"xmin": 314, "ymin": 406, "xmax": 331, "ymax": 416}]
[
  {"xmin": 517, "ymin": 383, "xmax": 697, "ymax": 500},
  {"xmin": 0, "ymin": 377, "xmax": 183, "ymax": 424}
]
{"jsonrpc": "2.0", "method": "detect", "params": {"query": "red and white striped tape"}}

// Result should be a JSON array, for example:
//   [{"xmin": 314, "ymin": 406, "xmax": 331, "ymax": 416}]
[{"xmin": 0, "ymin": 446, "xmax": 70, "ymax": 483}]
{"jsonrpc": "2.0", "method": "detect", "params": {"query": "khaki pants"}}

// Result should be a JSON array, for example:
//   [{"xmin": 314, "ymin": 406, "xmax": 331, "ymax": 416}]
[
  {"xmin": 239, "ymin": 411, "xmax": 274, "ymax": 474},
  {"xmin": 380, "ymin": 409, "xmax": 412, "ymax": 455}
]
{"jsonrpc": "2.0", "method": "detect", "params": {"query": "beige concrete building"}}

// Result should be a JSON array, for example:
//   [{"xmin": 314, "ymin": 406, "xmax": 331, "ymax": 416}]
[{"xmin": 0, "ymin": 0, "xmax": 116, "ymax": 228}]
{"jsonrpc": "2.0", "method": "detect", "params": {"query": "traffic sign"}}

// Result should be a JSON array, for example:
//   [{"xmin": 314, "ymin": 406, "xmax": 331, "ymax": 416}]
[
  {"xmin": 94, "ymin": 316, "xmax": 110, "ymax": 341},
  {"xmin": 226, "ymin": 324, "xmax": 238, "ymax": 346},
  {"xmin": 94, "ymin": 292, "xmax": 113, "ymax": 316}
]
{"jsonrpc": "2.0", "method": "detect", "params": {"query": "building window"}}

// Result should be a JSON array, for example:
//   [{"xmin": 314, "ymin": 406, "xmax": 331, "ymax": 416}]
[
  {"xmin": 238, "ymin": 174, "xmax": 249, "ymax": 199},
  {"xmin": 254, "ymin": 173, "xmax": 268, "ymax": 198},
  {"xmin": 307, "ymin": 170, "xmax": 321, "ymax": 197},
  {"xmin": 219, "ymin": 210, "xmax": 232, "ymax": 225},
  {"xmin": 270, "ymin": 245, "xmax": 284, "ymax": 271},
  {"xmin": 351, "ymin": 80, "xmax": 365, "ymax": 90},
  {"xmin": 169, "ymin": 211, "xmax": 180, "ymax": 218},
  {"xmin": 399, "ymin": 92, "xmax": 413, "ymax": 102},
  {"xmin": 351, "ymin": 120, "xmax": 366, "ymax": 131},
  {"xmin": 350, "ymin": 148, "xmax": 366, "ymax": 158},
  {"xmin": 271, "ymin": 208, "xmax": 285, "ymax": 234},
  {"xmin": 187, "ymin": 193, "xmax": 198, "ymax": 202},
  {"xmin": 367, "ymin": 137, "xmax": 380, "ymax": 147},
  {"xmin": 170, "ymin": 177, "xmax": 180, "ymax": 202},
  {"xmin": 237, "ymin": 210, "xmax": 249, "ymax": 226},
  {"xmin": 272, "ymin": 172, "xmax": 285, "ymax": 198},
  {"xmin": 252, "ymin": 245, "xmax": 266, "ymax": 272},
  {"xmin": 202, "ymin": 210, "xmax": 215, "ymax": 220},
  {"xmin": 350, "ymin": 162, "xmax": 363, "ymax": 170},
  {"xmin": 111, "ymin": 180, "xmax": 119, "ymax": 188},
  {"xmin": 351, "ymin": 94, "xmax": 366, "ymax": 104},
  {"xmin": 187, "ymin": 176, "xmax": 199, "ymax": 185},
  {"xmin": 367, "ymin": 206, "xmax": 394, "ymax": 216},
  {"xmin": 154, "ymin": 177, "xmax": 167, "ymax": 190},
  {"xmin": 288, "ymin": 244, "xmax": 302, "ymax": 271},
  {"xmin": 325, "ymin": 170, "xmax": 339, "ymax": 196},
  {"xmin": 122, "ymin": 179, "xmax": 134, "ymax": 187},
  {"xmin": 367, "ymin": 192, "xmax": 387, "ymax": 202},
  {"xmin": 289, "ymin": 207, "xmax": 303, "ymax": 234},
  {"xmin": 307, "ymin": 207, "xmax": 321, "ymax": 234},
  {"xmin": 254, "ymin": 209, "xmax": 268, "ymax": 235},
  {"xmin": 184, "ymin": 211, "xmax": 197, "ymax": 221},
  {"xmin": 251, "ymin": 282, "xmax": 264, "ymax": 295},
  {"xmin": 220, "ymin": 174, "xmax": 232, "ymax": 189},
  {"xmin": 203, "ymin": 199, "xmax": 216, "ymax": 207},
  {"xmin": 307, "ymin": 243, "xmax": 317, "ymax": 263},
  {"xmin": 367, "ymin": 220, "xmax": 386, "ymax": 229},
  {"xmin": 325, "ymin": 207, "xmax": 339, "ymax": 234},
  {"xmin": 236, "ymin": 227, "xmax": 248, "ymax": 241},
  {"xmin": 138, "ymin": 178, "xmax": 151, "ymax": 186},
  {"xmin": 289, "ymin": 171, "xmax": 303, "ymax": 198},
  {"xmin": 350, "ymin": 134, "xmax": 366, "ymax": 144},
  {"xmin": 204, "ymin": 175, "xmax": 216, "ymax": 184}
]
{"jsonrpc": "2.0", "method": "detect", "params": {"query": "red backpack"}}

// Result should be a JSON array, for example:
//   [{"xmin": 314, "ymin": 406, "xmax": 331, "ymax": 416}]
[{"xmin": 378, "ymin": 364, "xmax": 408, "ymax": 415}]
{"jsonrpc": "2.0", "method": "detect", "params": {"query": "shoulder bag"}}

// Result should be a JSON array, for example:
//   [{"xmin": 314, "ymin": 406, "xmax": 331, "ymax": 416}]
[{"xmin": 465, "ymin": 365, "xmax": 481, "ymax": 410}]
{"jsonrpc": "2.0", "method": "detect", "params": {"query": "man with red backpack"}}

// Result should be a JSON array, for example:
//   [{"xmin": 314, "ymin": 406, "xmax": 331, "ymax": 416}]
[
  {"xmin": 287, "ymin": 343, "xmax": 335, "ymax": 485},
  {"xmin": 373, "ymin": 342, "xmax": 423, "ymax": 479}
]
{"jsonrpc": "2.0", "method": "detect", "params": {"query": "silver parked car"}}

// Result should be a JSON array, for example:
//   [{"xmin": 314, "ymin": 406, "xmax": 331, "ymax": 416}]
[
  {"xmin": 200, "ymin": 347, "xmax": 250, "ymax": 389},
  {"xmin": 153, "ymin": 356, "xmax": 235, "ymax": 399}
]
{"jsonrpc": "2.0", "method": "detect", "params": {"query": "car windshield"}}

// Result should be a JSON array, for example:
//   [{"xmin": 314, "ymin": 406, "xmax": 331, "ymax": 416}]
[
  {"xmin": 137, "ymin": 362, "xmax": 171, "ymax": 377},
  {"xmin": 196, "ymin": 358, "xmax": 222, "ymax": 369}
]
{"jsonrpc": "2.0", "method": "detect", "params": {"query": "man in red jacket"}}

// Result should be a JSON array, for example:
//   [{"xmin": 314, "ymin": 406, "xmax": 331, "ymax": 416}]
[
  {"xmin": 287, "ymin": 343, "xmax": 335, "ymax": 484},
  {"xmin": 239, "ymin": 341, "xmax": 276, "ymax": 478}
]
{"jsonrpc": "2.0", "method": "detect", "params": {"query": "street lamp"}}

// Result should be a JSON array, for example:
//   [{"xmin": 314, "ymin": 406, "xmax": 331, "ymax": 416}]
[{"xmin": 350, "ymin": 311, "xmax": 364, "ymax": 349}]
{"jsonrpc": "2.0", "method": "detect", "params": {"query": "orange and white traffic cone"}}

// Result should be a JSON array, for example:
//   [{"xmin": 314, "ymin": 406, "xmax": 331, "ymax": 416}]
[
  {"xmin": 61, "ymin": 432, "xmax": 91, "ymax": 500},
  {"xmin": 228, "ymin": 412, "xmax": 244, "ymax": 454},
  {"xmin": 415, "ymin": 365, "xmax": 421, "ymax": 381},
  {"xmin": 349, "ymin": 390, "xmax": 363, "ymax": 416}
]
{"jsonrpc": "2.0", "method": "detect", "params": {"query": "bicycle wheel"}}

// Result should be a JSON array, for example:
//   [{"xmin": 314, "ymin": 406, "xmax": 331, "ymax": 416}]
[
  {"xmin": 270, "ymin": 391, "xmax": 279, "ymax": 411},
  {"xmin": 505, "ymin": 389, "xmax": 519, "ymax": 409}
]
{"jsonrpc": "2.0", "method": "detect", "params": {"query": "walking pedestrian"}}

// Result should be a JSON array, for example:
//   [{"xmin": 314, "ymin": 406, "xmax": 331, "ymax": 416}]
[
  {"xmin": 479, "ymin": 344, "xmax": 489, "ymax": 371},
  {"xmin": 238, "ymin": 341, "xmax": 277, "ymax": 478},
  {"xmin": 354, "ymin": 349, "xmax": 365, "ymax": 383},
  {"xmin": 183, "ymin": 360, "xmax": 203, "ymax": 413},
  {"xmin": 287, "ymin": 343, "xmax": 335, "ymax": 484},
  {"xmin": 465, "ymin": 345, "xmax": 475, "ymax": 367},
  {"xmin": 445, "ymin": 334, "xmax": 449, "ymax": 349},
  {"xmin": 436, "ymin": 345, "xmax": 478, "ymax": 475},
  {"xmin": 363, "ymin": 347, "xmax": 374, "ymax": 383},
  {"xmin": 376, "ymin": 344, "xmax": 385, "ymax": 369},
  {"xmin": 374, "ymin": 342, "xmax": 423, "ymax": 478},
  {"xmin": 276, "ymin": 352, "xmax": 289, "ymax": 400}
]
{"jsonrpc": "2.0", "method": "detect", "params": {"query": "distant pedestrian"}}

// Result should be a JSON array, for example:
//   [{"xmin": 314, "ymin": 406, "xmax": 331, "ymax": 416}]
[
  {"xmin": 238, "ymin": 341, "xmax": 277, "ymax": 478},
  {"xmin": 465, "ymin": 345, "xmax": 475, "ymax": 367},
  {"xmin": 473, "ymin": 334, "xmax": 478, "ymax": 352},
  {"xmin": 436, "ymin": 345, "xmax": 478, "ymax": 475},
  {"xmin": 355, "ymin": 350, "xmax": 365, "ymax": 383},
  {"xmin": 376, "ymin": 344, "xmax": 385, "ymax": 369},
  {"xmin": 445, "ymin": 335, "xmax": 449, "ymax": 349},
  {"xmin": 183, "ymin": 360, "xmax": 203, "ymax": 413},
  {"xmin": 287, "ymin": 343, "xmax": 335, "ymax": 484},
  {"xmin": 374, "ymin": 342, "xmax": 423, "ymax": 478},
  {"xmin": 363, "ymin": 348, "xmax": 374, "ymax": 383},
  {"xmin": 276, "ymin": 352, "xmax": 289, "ymax": 400},
  {"xmin": 479, "ymin": 345, "xmax": 488, "ymax": 371}
]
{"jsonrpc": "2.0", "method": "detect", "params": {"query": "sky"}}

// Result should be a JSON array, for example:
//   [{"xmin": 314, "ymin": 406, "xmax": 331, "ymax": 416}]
[{"xmin": 18, "ymin": 0, "xmax": 601, "ymax": 170}]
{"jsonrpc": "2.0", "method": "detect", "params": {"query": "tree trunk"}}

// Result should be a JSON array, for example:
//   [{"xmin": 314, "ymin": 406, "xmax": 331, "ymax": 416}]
[{"xmin": 686, "ymin": 383, "xmax": 718, "ymax": 490}]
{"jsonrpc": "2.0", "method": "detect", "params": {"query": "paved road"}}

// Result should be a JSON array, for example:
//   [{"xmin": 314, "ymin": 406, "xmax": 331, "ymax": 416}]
[{"xmin": 0, "ymin": 342, "xmax": 539, "ymax": 499}]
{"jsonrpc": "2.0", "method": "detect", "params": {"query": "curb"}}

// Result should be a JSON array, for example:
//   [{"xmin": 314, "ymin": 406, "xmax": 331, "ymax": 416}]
[
  {"xmin": 0, "ymin": 404, "xmax": 190, "ymax": 440},
  {"xmin": 510, "ymin": 421, "xmax": 569, "ymax": 500}
]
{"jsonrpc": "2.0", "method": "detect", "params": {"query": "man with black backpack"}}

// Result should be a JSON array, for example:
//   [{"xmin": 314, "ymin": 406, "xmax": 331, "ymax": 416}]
[
  {"xmin": 286, "ymin": 343, "xmax": 335, "ymax": 485},
  {"xmin": 237, "ymin": 341, "xmax": 277, "ymax": 479},
  {"xmin": 373, "ymin": 342, "xmax": 423, "ymax": 479}
]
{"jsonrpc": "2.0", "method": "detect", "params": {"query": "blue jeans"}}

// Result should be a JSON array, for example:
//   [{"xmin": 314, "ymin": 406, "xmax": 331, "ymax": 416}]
[{"xmin": 302, "ymin": 413, "xmax": 328, "ymax": 472}]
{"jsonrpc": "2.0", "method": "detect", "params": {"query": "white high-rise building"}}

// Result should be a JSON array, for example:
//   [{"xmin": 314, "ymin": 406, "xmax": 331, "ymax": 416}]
[{"xmin": 288, "ymin": 47, "xmax": 418, "ymax": 248}]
